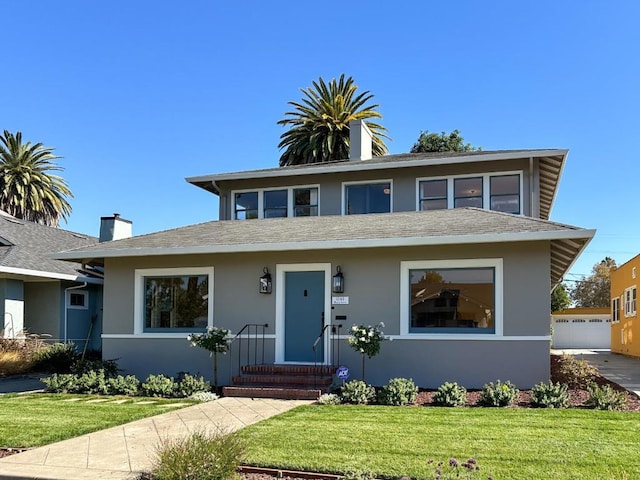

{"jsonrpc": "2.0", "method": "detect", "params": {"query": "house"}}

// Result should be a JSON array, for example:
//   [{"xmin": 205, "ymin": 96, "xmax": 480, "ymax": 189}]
[
  {"xmin": 55, "ymin": 121, "xmax": 595, "ymax": 391},
  {"xmin": 551, "ymin": 307, "xmax": 610, "ymax": 349},
  {"xmin": 611, "ymin": 253, "xmax": 639, "ymax": 357},
  {"xmin": 0, "ymin": 211, "xmax": 105, "ymax": 351}
]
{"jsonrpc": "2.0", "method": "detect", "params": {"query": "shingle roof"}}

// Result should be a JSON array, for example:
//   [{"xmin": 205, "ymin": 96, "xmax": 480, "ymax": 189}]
[
  {"xmin": 55, "ymin": 208, "xmax": 594, "ymax": 285},
  {"xmin": 185, "ymin": 149, "xmax": 567, "ymax": 220},
  {"xmin": 0, "ymin": 215, "xmax": 101, "ymax": 281}
]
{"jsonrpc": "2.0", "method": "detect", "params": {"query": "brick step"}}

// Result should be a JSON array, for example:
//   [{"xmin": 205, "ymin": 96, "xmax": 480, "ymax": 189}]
[
  {"xmin": 232, "ymin": 375, "xmax": 333, "ymax": 387},
  {"xmin": 223, "ymin": 386, "xmax": 323, "ymax": 400},
  {"xmin": 241, "ymin": 364, "xmax": 336, "ymax": 376}
]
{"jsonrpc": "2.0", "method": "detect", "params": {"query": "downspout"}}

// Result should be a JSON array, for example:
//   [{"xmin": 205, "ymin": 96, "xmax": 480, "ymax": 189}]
[{"xmin": 64, "ymin": 282, "xmax": 87, "ymax": 343}]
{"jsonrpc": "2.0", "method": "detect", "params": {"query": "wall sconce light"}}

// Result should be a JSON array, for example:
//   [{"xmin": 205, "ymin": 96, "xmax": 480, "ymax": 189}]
[
  {"xmin": 332, "ymin": 266, "xmax": 344, "ymax": 293},
  {"xmin": 259, "ymin": 267, "xmax": 272, "ymax": 294}
]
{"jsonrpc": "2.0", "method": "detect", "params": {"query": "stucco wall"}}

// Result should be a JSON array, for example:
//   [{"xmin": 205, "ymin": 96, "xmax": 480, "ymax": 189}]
[
  {"xmin": 24, "ymin": 282, "xmax": 61, "ymax": 339},
  {"xmin": 102, "ymin": 241, "xmax": 551, "ymax": 388},
  {"xmin": 611, "ymin": 254, "xmax": 640, "ymax": 357}
]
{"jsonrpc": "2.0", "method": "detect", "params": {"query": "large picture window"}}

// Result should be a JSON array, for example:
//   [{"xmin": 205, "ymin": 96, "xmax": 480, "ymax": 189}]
[
  {"xmin": 344, "ymin": 182, "xmax": 391, "ymax": 215},
  {"xmin": 400, "ymin": 259, "xmax": 502, "ymax": 336},
  {"xmin": 135, "ymin": 267, "xmax": 214, "ymax": 333}
]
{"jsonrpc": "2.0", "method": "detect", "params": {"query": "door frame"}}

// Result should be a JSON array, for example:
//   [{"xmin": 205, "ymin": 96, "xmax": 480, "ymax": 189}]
[{"xmin": 275, "ymin": 263, "xmax": 332, "ymax": 365}]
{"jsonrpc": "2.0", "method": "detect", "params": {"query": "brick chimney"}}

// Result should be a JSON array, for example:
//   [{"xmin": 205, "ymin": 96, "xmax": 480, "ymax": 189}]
[
  {"xmin": 349, "ymin": 119, "xmax": 373, "ymax": 161},
  {"xmin": 99, "ymin": 213, "xmax": 132, "ymax": 242}
]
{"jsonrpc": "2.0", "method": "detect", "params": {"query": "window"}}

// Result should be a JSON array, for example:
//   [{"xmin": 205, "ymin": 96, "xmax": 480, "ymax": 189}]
[
  {"xmin": 293, "ymin": 187, "xmax": 318, "ymax": 216},
  {"xmin": 67, "ymin": 290, "xmax": 88, "ymax": 310},
  {"xmin": 419, "ymin": 179, "xmax": 447, "ymax": 211},
  {"xmin": 263, "ymin": 190, "xmax": 287, "ymax": 218},
  {"xmin": 233, "ymin": 186, "xmax": 319, "ymax": 219},
  {"xmin": 135, "ymin": 267, "xmax": 214, "ymax": 333},
  {"xmin": 234, "ymin": 192, "xmax": 258, "ymax": 220},
  {"xmin": 490, "ymin": 175, "xmax": 520, "ymax": 214},
  {"xmin": 345, "ymin": 182, "xmax": 391, "ymax": 215},
  {"xmin": 454, "ymin": 177, "xmax": 483, "ymax": 208},
  {"xmin": 624, "ymin": 286, "xmax": 637, "ymax": 317},
  {"xmin": 612, "ymin": 297, "xmax": 620, "ymax": 323},
  {"xmin": 401, "ymin": 259, "xmax": 502, "ymax": 335}
]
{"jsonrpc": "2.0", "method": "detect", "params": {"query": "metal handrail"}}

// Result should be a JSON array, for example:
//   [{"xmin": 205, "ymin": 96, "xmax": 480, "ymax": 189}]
[{"xmin": 230, "ymin": 323, "xmax": 268, "ymax": 379}]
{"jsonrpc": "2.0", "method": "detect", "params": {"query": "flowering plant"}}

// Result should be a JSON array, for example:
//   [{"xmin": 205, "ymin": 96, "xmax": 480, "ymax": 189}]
[
  {"xmin": 187, "ymin": 326, "xmax": 232, "ymax": 355},
  {"xmin": 347, "ymin": 323, "xmax": 386, "ymax": 358}
]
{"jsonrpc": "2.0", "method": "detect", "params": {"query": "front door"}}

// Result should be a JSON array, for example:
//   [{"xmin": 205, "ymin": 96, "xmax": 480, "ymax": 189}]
[{"xmin": 284, "ymin": 271, "xmax": 325, "ymax": 363}]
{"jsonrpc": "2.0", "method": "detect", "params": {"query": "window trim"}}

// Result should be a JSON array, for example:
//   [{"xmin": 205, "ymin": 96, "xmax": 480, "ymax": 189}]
[
  {"xmin": 624, "ymin": 286, "xmax": 637, "ymax": 317},
  {"xmin": 416, "ymin": 171, "xmax": 523, "ymax": 214},
  {"xmin": 66, "ymin": 290, "xmax": 88, "ymax": 310},
  {"xmin": 231, "ymin": 185, "xmax": 320, "ymax": 219},
  {"xmin": 612, "ymin": 297, "xmax": 620, "ymax": 323},
  {"xmin": 342, "ymin": 179, "xmax": 393, "ymax": 215},
  {"xmin": 134, "ymin": 267, "xmax": 214, "ymax": 335},
  {"xmin": 400, "ymin": 258, "xmax": 503, "ymax": 338}
]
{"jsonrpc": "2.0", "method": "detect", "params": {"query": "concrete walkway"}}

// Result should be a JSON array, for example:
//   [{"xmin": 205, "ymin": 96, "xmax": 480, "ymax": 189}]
[
  {"xmin": 0, "ymin": 397, "xmax": 312, "ymax": 480},
  {"xmin": 552, "ymin": 349, "xmax": 640, "ymax": 397}
]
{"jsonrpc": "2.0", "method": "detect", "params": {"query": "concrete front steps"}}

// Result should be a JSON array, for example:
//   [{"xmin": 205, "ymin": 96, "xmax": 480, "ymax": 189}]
[{"xmin": 223, "ymin": 364, "xmax": 335, "ymax": 400}]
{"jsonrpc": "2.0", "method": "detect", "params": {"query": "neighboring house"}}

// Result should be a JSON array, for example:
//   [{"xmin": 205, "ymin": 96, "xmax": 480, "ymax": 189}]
[
  {"xmin": 0, "ymin": 212, "xmax": 104, "ymax": 351},
  {"xmin": 611, "ymin": 253, "xmax": 639, "ymax": 357},
  {"xmin": 551, "ymin": 307, "xmax": 611, "ymax": 349},
  {"xmin": 56, "ymin": 121, "xmax": 595, "ymax": 389}
]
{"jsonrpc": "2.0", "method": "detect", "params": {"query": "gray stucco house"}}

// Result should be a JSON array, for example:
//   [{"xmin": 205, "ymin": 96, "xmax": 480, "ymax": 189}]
[
  {"xmin": 0, "ymin": 212, "xmax": 103, "ymax": 350},
  {"xmin": 56, "ymin": 121, "xmax": 595, "ymax": 392}
]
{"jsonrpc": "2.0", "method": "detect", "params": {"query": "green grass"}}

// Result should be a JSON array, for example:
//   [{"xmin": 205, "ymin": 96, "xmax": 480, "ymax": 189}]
[
  {"xmin": 0, "ymin": 393, "xmax": 196, "ymax": 448},
  {"xmin": 240, "ymin": 405, "xmax": 640, "ymax": 480}
]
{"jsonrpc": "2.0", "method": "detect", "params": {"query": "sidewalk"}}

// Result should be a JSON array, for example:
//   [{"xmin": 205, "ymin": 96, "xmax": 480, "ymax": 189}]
[
  {"xmin": 0, "ymin": 396, "xmax": 312, "ymax": 480},
  {"xmin": 552, "ymin": 349, "xmax": 640, "ymax": 397}
]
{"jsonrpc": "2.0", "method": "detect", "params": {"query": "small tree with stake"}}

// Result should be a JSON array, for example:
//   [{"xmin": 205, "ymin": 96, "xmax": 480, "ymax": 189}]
[
  {"xmin": 187, "ymin": 326, "xmax": 231, "ymax": 391},
  {"xmin": 347, "ymin": 323, "xmax": 387, "ymax": 382}
]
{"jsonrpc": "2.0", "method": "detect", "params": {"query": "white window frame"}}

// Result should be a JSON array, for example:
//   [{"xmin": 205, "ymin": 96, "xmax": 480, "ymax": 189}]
[
  {"xmin": 231, "ymin": 185, "xmax": 320, "ymax": 220},
  {"xmin": 342, "ymin": 179, "xmax": 393, "ymax": 215},
  {"xmin": 399, "ymin": 258, "xmax": 504, "ymax": 338},
  {"xmin": 612, "ymin": 297, "xmax": 620, "ymax": 323},
  {"xmin": 624, "ymin": 286, "xmax": 637, "ymax": 317},
  {"xmin": 66, "ymin": 290, "xmax": 88, "ymax": 310},
  {"xmin": 134, "ymin": 267, "xmax": 214, "ymax": 335},
  {"xmin": 416, "ymin": 171, "xmax": 523, "ymax": 214}
]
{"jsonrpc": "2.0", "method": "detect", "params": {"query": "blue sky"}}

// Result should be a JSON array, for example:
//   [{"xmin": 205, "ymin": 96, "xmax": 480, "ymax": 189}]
[{"xmin": 2, "ymin": 1, "xmax": 638, "ymax": 280}]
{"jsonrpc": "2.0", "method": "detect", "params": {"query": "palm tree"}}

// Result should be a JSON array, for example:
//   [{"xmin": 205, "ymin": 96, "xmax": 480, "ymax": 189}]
[
  {"xmin": 0, "ymin": 130, "xmax": 72, "ymax": 226},
  {"xmin": 278, "ymin": 74, "xmax": 389, "ymax": 166}
]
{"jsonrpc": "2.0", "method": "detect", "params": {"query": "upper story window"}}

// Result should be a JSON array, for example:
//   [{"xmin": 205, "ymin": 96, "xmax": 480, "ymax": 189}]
[
  {"xmin": 624, "ymin": 286, "xmax": 637, "ymax": 317},
  {"xmin": 418, "ymin": 172, "xmax": 522, "ymax": 215},
  {"xmin": 233, "ymin": 186, "xmax": 319, "ymax": 220},
  {"xmin": 344, "ymin": 181, "xmax": 392, "ymax": 215},
  {"xmin": 612, "ymin": 297, "xmax": 620, "ymax": 323}
]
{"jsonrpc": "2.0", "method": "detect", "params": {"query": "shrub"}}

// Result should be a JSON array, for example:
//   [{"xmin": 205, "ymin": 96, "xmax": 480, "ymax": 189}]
[
  {"xmin": 531, "ymin": 381, "xmax": 569, "ymax": 408},
  {"xmin": 175, "ymin": 374, "xmax": 211, "ymax": 398},
  {"xmin": 107, "ymin": 375, "xmax": 141, "ymax": 396},
  {"xmin": 478, "ymin": 380, "xmax": 519, "ymax": 407},
  {"xmin": 424, "ymin": 457, "xmax": 483, "ymax": 479},
  {"xmin": 433, "ymin": 382, "xmax": 468, "ymax": 407},
  {"xmin": 558, "ymin": 353, "xmax": 598, "ymax": 389},
  {"xmin": 42, "ymin": 373, "xmax": 78, "ymax": 393},
  {"xmin": 74, "ymin": 369, "xmax": 110, "ymax": 395},
  {"xmin": 343, "ymin": 467, "xmax": 377, "ymax": 480},
  {"xmin": 142, "ymin": 374, "xmax": 178, "ymax": 397},
  {"xmin": 150, "ymin": 428, "xmax": 245, "ymax": 480},
  {"xmin": 32, "ymin": 343, "xmax": 79, "ymax": 373},
  {"xmin": 586, "ymin": 383, "xmax": 628, "ymax": 411},
  {"xmin": 71, "ymin": 358, "xmax": 119, "ymax": 377},
  {"xmin": 190, "ymin": 391, "xmax": 219, "ymax": 402},
  {"xmin": 378, "ymin": 378, "xmax": 418, "ymax": 406},
  {"xmin": 317, "ymin": 393, "xmax": 341, "ymax": 405},
  {"xmin": 340, "ymin": 380, "xmax": 376, "ymax": 405}
]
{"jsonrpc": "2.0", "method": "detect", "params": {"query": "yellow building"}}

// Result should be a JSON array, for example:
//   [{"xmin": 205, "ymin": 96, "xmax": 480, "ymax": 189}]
[{"xmin": 611, "ymin": 254, "xmax": 639, "ymax": 356}]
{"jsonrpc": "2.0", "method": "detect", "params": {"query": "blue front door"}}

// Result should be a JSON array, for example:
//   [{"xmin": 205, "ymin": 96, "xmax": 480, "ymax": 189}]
[{"xmin": 284, "ymin": 271, "xmax": 325, "ymax": 363}]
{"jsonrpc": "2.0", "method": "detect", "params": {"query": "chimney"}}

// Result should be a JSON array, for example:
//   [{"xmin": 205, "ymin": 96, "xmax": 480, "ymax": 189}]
[
  {"xmin": 349, "ymin": 119, "xmax": 373, "ymax": 161},
  {"xmin": 99, "ymin": 213, "xmax": 132, "ymax": 242}
]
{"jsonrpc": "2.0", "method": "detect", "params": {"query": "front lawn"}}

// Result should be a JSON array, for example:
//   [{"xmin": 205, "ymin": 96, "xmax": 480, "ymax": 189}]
[
  {"xmin": 240, "ymin": 405, "xmax": 640, "ymax": 480},
  {"xmin": 0, "ymin": 394, "xmax": 196, "ymax": 447}
]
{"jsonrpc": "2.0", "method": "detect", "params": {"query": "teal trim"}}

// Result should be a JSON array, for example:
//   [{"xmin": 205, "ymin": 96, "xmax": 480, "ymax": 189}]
[{"xmin": 284, "ymin": 271, "xmax": 325, "ymax": 363}]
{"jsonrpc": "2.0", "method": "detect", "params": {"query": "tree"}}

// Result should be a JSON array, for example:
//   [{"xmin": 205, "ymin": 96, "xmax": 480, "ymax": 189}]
[
  {"xmin": 0, "ymin": 130, "xmax": 72, "ymax": 226},
  {"xmin": 277, "ymin": 74, "xmax": 389, "ymax": 166},
  {"xmin": 410, "ymin": 129, "xmax": 479, "ymax": 153},
  {"xmin": 570, "ymin": 257, "xmax": 617, "ymax": 308},
  {"xmin": 551, "ymin": 283, "xmax": 571, "ymax": 312}
]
